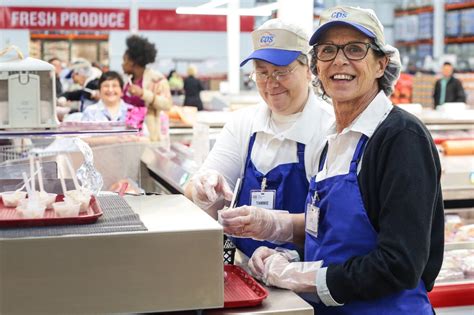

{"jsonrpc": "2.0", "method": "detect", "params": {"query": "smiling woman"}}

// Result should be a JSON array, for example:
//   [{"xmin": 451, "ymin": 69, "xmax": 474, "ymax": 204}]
[
  {"xmin": 239, "ymin": 5, "xmax": 444, "ymax": 315},
  {"xmin": 184, "ymin": 18, "xmax": 335, "ymax": 259},
  {"xmin": 81, "ymin": 71, "xmax": 130, "ymax": 122},
  {"xmin": 252, "ymin": 58, "xmax": 309, "ymax": 115}
]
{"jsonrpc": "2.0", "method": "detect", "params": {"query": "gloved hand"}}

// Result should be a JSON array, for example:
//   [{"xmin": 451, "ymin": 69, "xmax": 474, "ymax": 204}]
[
  {"xmin": 248, "ymin": 246, "xmax": 278, "ymax": 280},
  {"xmin": 218, "ymin": 206, "xmax": 293, "ymax": 243},
  {"xmin": 57, "ymin": 96, "xmax": 67, "ymax": 107},
  {"xmin": 249, "ymin": 247, "xmax": 321, "ymax": 293},
  {"xmin": 190, "ymin": 169, "xmax": 233, "ymax": 214}
]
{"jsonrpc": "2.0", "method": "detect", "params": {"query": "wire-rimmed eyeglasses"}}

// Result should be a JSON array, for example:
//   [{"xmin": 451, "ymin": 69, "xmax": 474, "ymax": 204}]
[
  {"xmin": 313, "ymin": 42, "xmax": 381, "ymax": 62},
  {"xmin": 250, "ymin": 64, "xmax": 299, "ymax": 83}
]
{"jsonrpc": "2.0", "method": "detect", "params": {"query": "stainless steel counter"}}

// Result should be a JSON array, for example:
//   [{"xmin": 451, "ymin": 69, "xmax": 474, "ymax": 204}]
[
  {"xmin": 0, "ymin": 194, "xmax": 313, "ymax": 314},
  {"xmin": 207, "ymin": 286, "xmax": 313, "ymax": 315},
  {"xmin": 0, "ymin": 195, "xmax": 223, "ymax": 314}
]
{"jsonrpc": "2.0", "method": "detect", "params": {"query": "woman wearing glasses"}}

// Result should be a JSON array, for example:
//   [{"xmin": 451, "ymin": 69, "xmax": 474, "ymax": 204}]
[
  {"xmin": 227, "ymin": 6, "xmax": 443, "ymax": 314},
  {"xmin": 184, "ymin": 18, "xmax": 334, "ymax": 257}
]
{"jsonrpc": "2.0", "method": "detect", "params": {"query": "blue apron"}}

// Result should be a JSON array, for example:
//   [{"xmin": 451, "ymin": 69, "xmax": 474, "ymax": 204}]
[
  {"xmin": 304, "ymin": 135, "xmax": 433, "ymax": 315},
  {"xmin": 232, "ymin": 133, "xmax": 309, "ymax": 258}
]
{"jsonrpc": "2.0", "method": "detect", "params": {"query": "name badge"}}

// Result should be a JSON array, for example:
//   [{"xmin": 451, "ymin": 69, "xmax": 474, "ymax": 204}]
[
  {"xmin": 305, "ymin": 203, "xmax": 320, "ymax": 238},
  {"xmin": 250, "ymin": 190, "xmax": 275, "ymax": 209}
]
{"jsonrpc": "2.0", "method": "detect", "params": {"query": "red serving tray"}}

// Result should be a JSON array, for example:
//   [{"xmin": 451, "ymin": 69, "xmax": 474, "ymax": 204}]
[
  {"xmin": 428, "ymin": 281, "xmax": 474, "ymax": 308},
  {"xmin": 0, "ymin": 195, "xmax": 103, "ymax": 227},
  {"xmin": 224, "ymin": 265, "xmax": 268, "ymax": 308}
]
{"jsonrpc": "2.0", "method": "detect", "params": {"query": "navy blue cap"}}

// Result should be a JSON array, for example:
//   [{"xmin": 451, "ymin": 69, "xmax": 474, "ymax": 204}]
[{"xmin": 240, "ymin": 49, "xmax": 301, "ymax": 67}]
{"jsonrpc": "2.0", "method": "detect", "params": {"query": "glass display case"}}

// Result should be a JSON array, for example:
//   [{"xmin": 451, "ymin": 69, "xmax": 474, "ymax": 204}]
[
  {"xmin": 0, "ymin": 125, "xmax": 144, "ymax": 196},
  {"xmin": 429, "ymin": 207, "xmax": 474, "ymax": 308}
]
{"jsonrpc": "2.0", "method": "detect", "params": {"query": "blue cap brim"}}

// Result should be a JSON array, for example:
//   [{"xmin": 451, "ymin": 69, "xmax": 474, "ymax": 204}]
[
  {"xmin": 309, "ymin": 21, "xmax": 375, "ymax": 45},
  {"xmin": 240, "ymin": 49, "xmax": 301, "ymax": 67}
]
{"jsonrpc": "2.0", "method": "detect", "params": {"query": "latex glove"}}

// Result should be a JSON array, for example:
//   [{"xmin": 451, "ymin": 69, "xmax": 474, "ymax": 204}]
[
  {"xmin": 90, "ymin": 90, "xmax": 100, "ymax": 100},
  {"xmin": 263, "ymin": 251, "xmax": 321, "ymax": 293},
  {"xmin": 57, "ymin": 96, "xmax": 67, "ymax": 107},
  {"xmin": 218, "ymin": 206, "xmax": 293, "ymax": 243},
  {"xmin": 248, "ymin": 246, "xmax": 278, "ymax": 281},
  {"xmin": 190, "ymin": 169, "xmax": 233, "ymax": 213}
]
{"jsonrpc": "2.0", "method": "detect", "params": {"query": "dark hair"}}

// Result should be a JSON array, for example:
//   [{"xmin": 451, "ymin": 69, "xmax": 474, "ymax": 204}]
[
  {"xmin": 125, "ymin": 35, "xmax": 157, "ymax": 67},
  {"xmin": 48, "ymin": 57, "xmax": 61, "ymax": 63},
  {"xmin": 98, "ymin": 71, "xmax": 124, "ymax": 90},
  {"xmin": 168, "ymin": 69, "xmax": 176, "ymax": 80},
  {"xmin": 443, "ymin": 62, "xmax": 453, "ymax": 67}
]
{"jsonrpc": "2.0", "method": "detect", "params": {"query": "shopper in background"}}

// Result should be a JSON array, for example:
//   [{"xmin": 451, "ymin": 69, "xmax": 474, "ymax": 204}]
[
  {"xmin": 121, "ymin": 35, "xmax": 172, "ymax": 140},
  {"xmin": 168, "ymin": 69, "xmax": 185, "ymax": 106},
  {"xmin": 433, "ymin": 62, "xmax": 466, "ymax": 108},
  {"xmin": 58, "ymin": 58, "xmax": 102, "ymax": 111},
  {"xmin": 183, "ymin": 65, "xmax": 205, "ymax": 111},
  {"xmin": 48, "ymin": 57, "xmax": 64, "ymax": 96},
  {"xmin": 184, "ymin": 19, "xmax": 334, "ymax": 258},
  {"xmin": 223, "ymin": 6, "xmax": 444, "ymax": 314},
  {"xmin": 82, "ymin": 71, "xmax": 130, "ymax": 122},
  {"xmin": 168, "ymin": 70, "xmax": 184, "ymax": 96}
]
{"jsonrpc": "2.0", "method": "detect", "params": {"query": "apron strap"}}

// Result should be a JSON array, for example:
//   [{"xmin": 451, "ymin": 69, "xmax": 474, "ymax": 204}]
[
  {"xmin": 244, "ymin": 133, "xmax": 257, "ymax": 170},
  {"xmin": 238, "ymin": 132, "xmax": 258, "ymax": 201},
  {"xmin": 296, "ymin": 141, "xmax": 306, "ymax": 170},
  {"xmin": 349, "ymin": 134, "xmax": 369, "ymax": 173},
  {"xmin": 318, "ymin": 142, "xmax": 329, "ymax": 172}
]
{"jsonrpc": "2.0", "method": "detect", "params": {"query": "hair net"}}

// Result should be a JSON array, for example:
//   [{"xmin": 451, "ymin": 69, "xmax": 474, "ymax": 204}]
[{"xmin": 379, "ymin": 44, "xmax": 401, "ymax": 96}]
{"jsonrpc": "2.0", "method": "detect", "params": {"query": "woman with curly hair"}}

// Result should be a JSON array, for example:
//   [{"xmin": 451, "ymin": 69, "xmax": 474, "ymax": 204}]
[{"xmin": 122, "ymin": 35, "xmax": 172, "ymax": 140}]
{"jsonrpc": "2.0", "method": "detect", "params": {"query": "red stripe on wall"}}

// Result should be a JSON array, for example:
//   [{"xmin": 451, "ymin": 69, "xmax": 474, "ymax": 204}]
[
  {"xmin": 138, "ymin": 9, "xmax": 254, "ymax": 32},
  {"xmin": 0, "ymin": 7, "xmax": 7, "ymax": 28}
]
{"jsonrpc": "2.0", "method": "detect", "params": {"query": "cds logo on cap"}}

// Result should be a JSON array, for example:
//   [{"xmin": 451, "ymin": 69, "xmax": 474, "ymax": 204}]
[
  {"xmin": 259, "ymin": 32, "xmax": 275, "ymax": 47},
  {"xmin": 330, "ymin": 10, "xmax": 348, "ymax": 19}
]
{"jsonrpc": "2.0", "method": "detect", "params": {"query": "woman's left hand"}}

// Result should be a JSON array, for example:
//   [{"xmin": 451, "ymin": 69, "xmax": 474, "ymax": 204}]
[{"xmin": 128, "ymin": 84, "xmax": 143, "ymax": 97}]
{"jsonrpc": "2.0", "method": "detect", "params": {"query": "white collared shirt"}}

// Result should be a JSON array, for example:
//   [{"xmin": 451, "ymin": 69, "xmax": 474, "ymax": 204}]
[
  {"xmin": 81, "ymin": 100, "xmax": 130, "ymax": 122},
  {"xmin": 316, "ymin": 91, "xmax": 393, "ymax": 182},
  {"xmin": 315, "ymin": 91, "xmax": 393, "ymax": 307},
  {"xmin": 201, "ymin": 88, "xmax": 335, "ymax": 189}
]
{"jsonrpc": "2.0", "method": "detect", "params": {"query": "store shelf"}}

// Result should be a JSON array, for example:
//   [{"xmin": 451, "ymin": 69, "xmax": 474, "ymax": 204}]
[
  {"xmin": 395, "ymin": 6, "xmax": 433, "ymax": 16},
  {"xmin": 395, "ymin": 2, "xmax": 474, "ymax": 67},
  {"xmin": 446, "ymin": 2, "xmax": 474, "ymax": 11},
  {"xmin": 445, "ymin": 36, "xmax": 474, "ymax": 44},
  {"xmin": 395, "ymin": 39, "xmax": 433, "ymax": 47}
]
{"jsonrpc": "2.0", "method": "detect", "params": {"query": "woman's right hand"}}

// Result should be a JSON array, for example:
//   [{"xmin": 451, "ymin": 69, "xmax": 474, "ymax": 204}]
[{"xmin": 190, "ymin": 169, "xmax": 233, "ymax": 211}]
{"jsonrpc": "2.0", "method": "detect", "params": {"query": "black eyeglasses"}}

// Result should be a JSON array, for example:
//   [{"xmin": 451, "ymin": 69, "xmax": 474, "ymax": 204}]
[{"xmin": 313, "ymin": 42, "xmax": 381, "ymax": 61}]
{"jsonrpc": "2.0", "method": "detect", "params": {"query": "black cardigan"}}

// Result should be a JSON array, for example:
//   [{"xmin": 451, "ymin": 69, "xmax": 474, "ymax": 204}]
[{"xmin": 326, "ymin": 106, "xmax": 444, "ymax": 304}]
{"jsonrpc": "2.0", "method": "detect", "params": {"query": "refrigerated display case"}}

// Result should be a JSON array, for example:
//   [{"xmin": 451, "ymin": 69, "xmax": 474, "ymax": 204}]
[
  {"xmin": 419, "ymin": 108, "xmax": 474, "ymax": 309},
  {"xmin": 429, "ymin": 208, "xmax": 474, "ymax": 309}
]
